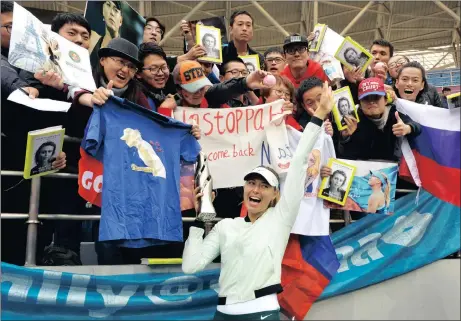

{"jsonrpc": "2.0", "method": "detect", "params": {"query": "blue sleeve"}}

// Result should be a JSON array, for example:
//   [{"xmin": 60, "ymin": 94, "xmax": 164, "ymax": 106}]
[
  {"xmin": 180, "ymin": 129, "xmax": 201, "ymax": 163},
  {"xmin": 207, "ymin": 72, "xmax": 221, "ymax": 84},
  {"xmin": 81, "ymin": 107, "xmax": 104, "ymax": 157}
]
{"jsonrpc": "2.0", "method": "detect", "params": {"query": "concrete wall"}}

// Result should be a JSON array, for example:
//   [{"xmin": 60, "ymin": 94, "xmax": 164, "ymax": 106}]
[{"xmin": 306, "ymin": 260, "xmax": 460, "ymax": 320}]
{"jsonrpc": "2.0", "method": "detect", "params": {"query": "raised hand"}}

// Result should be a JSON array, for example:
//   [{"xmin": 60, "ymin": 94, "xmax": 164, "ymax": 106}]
[
  {"xmin": 313, "ymin": 81, "xmax": 333, "ymax": 120},
  {"xmin": 340, "ymin": 116, "xmax": 358, "ymax": 137},
  {"xmin": 392, "ymin": 111, "xmax": 411, "ymax": 137},
  {"xmin": 34, "ymin": 70, "xmax": 64, "ymax": 90},
  {"xmin": 51, "ymin": 152, "xmax": 66, "ymax": 170},
  {"xmin": 320, "ymin": 165, "xmax": 332, "ymax": 178},
  {"xmin": 324, "ymin": 119, "xmax": 333, "ymax": 136},
  {"xmin": 245, "ymin": 70, "xmax": 275, "ymax": 90},
  {"xmin": 91, "ymin": 80, "xmax": 114, "ymax": 106}
]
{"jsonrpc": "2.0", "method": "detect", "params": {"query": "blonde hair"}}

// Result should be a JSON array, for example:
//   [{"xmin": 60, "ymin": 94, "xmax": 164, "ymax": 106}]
[
  {"xmin": 261, "ymin": 75, "xmax": 295, "ymax": 102},
  {"xmin": 306, "ymin": 149, "xmax": 321, "ymax": 178},
  {"xmin": 381, "ymin": 172, "xmax": 391, "ymax": 208}
]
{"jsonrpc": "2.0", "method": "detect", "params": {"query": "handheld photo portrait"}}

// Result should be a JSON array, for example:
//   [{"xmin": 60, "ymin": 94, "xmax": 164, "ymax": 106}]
[
  {"xmin": 239, "ymin": 54, "xmax": 260, "ymax": 72},
  {"xmin": 23, "ymin": 126, "xmax": 65, "ymax": 179},
  {"xmin": 332, "ymin": 86, "xmax": 359, "ymax": 131},
  {"xmin": 196, "ymin": 24, "xmax": 222, "ymax": 63},
  {"xmin": 309, "ymin": 24, "xmax": 327, "ymax": 52},
  {"xmin": 318, "ymin": 158, "xmax": 356, "ymax": 206},
  {"xmin": 335, "ymin": 36, "xmax": 373, "ymax": 73}
]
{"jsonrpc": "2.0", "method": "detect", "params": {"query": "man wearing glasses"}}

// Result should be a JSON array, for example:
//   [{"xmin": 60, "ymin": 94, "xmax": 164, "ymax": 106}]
[
  {"xmin": 264, "ymin": 47, "xmax": 286, "ymax": 76},
  {"xmin": 280, "ymin": 34, "xmax": 328, "ymax": 88},
  {"xmin": 219, "ymin": 58, "xmax": 259, "ymax": 107}
]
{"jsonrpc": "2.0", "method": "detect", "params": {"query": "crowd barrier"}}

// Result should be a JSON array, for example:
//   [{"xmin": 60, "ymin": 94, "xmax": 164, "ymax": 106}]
[{"xmin": 1, "ymin": 169, "xmax": 417, "ymax": 266}]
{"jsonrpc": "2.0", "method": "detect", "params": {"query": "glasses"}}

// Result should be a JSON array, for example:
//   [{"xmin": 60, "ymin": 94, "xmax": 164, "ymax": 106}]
[
  {"xmin": 142, "ymin": 65, "xmax": 169, "ymax": 75},
  {"xmin": 266, "ymin": 57, "xmax": 285, "ymax": 64},
  {"xmin": 144, "ymin": 25, "xmax": 164, "ymax": 36},
  {"xmin": 388, "ymin": 59, "xmax": 408, "ymax": 69},
  {"xmin": 1, "ymin": 24, "xmax": 12, "ymax": 34},
  {"xmin": 273, "ymin": 89, "xmax": 291, "ymax": 99},
  {"xmin": 109, "ymin": 57, "xmax": 138, "ymax": 73},
  {"xmin": 225, "ymin": 69, "xmax": 249, "ymax": 77},
  {"xmin": 285, "ymin": 46, "xmax": 308, "ymax": 55}
]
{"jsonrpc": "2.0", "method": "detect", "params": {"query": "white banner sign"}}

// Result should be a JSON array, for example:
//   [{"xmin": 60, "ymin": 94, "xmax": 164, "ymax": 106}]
[{"xmin": 174, "ymin": 100, "xmax": 291, "ymax": 188}]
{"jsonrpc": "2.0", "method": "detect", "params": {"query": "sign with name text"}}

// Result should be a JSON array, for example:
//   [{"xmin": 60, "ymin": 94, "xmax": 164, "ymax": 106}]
[{"xmin": 174, "ymin": 100, "xmax": 290, "ymax": 188}]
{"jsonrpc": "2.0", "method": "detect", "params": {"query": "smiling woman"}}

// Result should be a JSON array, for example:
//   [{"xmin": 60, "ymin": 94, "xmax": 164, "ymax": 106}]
[{"xmin": 181, "ymin": 81, "xmax": 334, "ymax": 320}]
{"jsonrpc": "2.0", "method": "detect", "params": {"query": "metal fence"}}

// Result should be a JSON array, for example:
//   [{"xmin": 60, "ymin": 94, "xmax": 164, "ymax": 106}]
[{"xmin": 1, "ymin": 169, "xmax": 417, "ymax": 266}]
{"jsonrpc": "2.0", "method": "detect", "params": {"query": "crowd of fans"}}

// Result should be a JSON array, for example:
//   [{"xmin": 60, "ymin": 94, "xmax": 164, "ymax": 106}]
[{"xmin": 1, "ymin": 1, "xmax": 457, "ymax": 266}]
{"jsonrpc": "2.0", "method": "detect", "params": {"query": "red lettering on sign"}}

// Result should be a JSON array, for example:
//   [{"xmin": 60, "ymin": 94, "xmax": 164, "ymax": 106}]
[
  {"xmin": 226, "ymin": 112, "xmax": 236, "ymax": 133},
  {"xmin": 254, "ymin": 108, "xmax": 264, "ymax": 130},
  {"xmin": 214, "ymin": 111, "xmax": 225, "ymax": 135},
  {"xmin": 207, "ymin": 149, "xmax": 230, "ymax": 161},
  {"xmin": 245, "ymin": 109, "xmax": 255, "ymax": 132},
  {"xmin": 203, "ymin": 112, "xmax": 213, "ymax": 136},
  {"xmin": 232, "ymin": 142, "xmax": 255, "ymax": 157}
]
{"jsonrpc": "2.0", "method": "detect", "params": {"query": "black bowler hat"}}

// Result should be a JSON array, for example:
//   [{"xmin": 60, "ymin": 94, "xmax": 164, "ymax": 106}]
[{"xmin": 98, "ymin": 37, "xmax": 141, "ymax": 67}]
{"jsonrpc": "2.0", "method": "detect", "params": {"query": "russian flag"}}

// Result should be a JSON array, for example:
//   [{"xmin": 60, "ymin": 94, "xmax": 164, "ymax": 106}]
[
  {"xmin": 396, "ymin": 99, "xmax": 460, "ymax": 207},
  {"xmin": 240, "ymin": 205, "xmax": 339, "ymax": 320}
]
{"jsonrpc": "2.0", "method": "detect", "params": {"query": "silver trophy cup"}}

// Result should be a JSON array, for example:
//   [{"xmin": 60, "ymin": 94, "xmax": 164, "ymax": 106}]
[{"xmin": 195, "ymin": 152, "xmax": 216, "ymax": 222}]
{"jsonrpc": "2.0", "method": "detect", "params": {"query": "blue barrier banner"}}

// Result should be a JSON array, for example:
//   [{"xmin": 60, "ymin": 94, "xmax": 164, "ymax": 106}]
[
  {"xmin": 2, "ymin": 190, "xmax": 459, "ymax": 319},
  {"xmin": 320, "ymin": 189, "xmax": 461, "ymax": 300},
  {"xmin": 1, "ymin": 265, "xmax": 220, "ymax": 320}
]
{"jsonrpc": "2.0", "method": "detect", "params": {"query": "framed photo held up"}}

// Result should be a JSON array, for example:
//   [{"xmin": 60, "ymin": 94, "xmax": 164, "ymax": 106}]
[
  {"xmin": 239, "ymin": 54, "xmax": 260, "ymax": 72},
  {"xmin": 334, "ymin": 36, "xmax": 373, "ymax": 73},
  {"xmin": 332, "ymin": 86, "xmax": 360, "ymax": 131},
  {"xmin": 309, "ymin": 23, "xmax": 327, "ymax": 52},
  {"xmin": 196, "ymin": 24, "xmax": 222, "ymax": 63},
  {"xmin": 318, "ymin": 158, "xmax": 356, "ymax": 206},
  {"xmin": 23, "ymin": 126, "xmax": 65, "ymax": 179}
]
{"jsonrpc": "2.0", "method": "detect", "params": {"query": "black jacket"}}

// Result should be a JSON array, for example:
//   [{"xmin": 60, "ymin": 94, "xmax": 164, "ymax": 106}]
[
  {"xmin": 338, "ymin": 104, "xmax": 421, "ymax": 162},
  {"xmin": 222, "ymin": 41, "xmax": 265, "ymax": 70},
  {"xmin": 204, "ymin": 77, "xmax": 251, "ymax": 108}
]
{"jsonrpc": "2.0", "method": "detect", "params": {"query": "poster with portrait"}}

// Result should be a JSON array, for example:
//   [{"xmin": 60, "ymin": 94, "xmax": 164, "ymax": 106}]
[
  {"xmin": 447, "ymin": 92, "xmax": 461, "ymax": 109},
  {"xmin": 84, "ymin": 0, "xmax": 146, "ymax": 67},
  {"xmin": 195, "ymin": 24, "xmax": 222, "ymax": 63},
  {"xmin": 324, "ymin": 159, "xmax": 398, "ymax": 215},
  {"xmin": 185, "ymin": 16, "xmax": 228, "ymax": 53},
  {"xmin": 239, "ymin": 54, "xmax": 261, "ymax": 72},
  {"xmin": 335, "ymin": 36, "xmax": 373, "ymax": 73},
  {"xmin": 318, "ymin": 158, "xmax": 356, "ymax": 206},
  {"xmin": 309, "ymin": 23, "xmax": 327, "ymax": 52},
  {"xmin": 8, "ymin": 3, "xmax": 96, "ymax": 91},
  {"xmin": 332, "ymin": 86, "xmax": 359, "ymax": 130},
  {"xmin": 23, "ymin": 126, "xmax": 65, "ymax": 179}
]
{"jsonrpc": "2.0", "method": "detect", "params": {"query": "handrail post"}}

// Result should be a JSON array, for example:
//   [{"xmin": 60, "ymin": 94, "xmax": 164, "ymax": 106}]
[{"xmin": 25, "ymin": 177, "xmax": 41, "ymax": 266}]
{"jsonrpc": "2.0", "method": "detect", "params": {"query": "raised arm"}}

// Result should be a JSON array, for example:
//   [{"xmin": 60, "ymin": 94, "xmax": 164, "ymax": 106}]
[
  {"xmin": 182, "ymin": 225, "xmax": 221, "ymax": 274},
  {"xmin": 275, "ymin": 82, "xmax": 333, "ymax": 227}
]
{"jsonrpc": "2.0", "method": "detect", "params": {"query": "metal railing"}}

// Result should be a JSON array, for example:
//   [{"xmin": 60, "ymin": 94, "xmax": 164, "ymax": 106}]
[{"xmin": 1, "ymin": 169, "xmax": 417, "ymax": 266}]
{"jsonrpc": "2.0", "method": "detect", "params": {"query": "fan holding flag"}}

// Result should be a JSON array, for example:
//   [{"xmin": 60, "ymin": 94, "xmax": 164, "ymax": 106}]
[{"xmin": 182, "ymin": 82, "xmax": 334, "ymax": 320}]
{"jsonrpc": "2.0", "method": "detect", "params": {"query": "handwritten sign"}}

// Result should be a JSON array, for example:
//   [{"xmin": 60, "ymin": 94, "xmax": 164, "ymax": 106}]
[{"xmin": 174, "ymin": 100, "xmax": 289, "ymax": 188}]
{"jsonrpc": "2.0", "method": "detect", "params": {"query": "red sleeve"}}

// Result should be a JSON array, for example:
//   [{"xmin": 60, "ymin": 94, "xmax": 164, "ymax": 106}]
[
  {"xmin": 285, "ymin": 115, "xmax": 302, "ymax": 131},
  {"xmin": 157, "ymin": 107, "xmax": 173, "ymax": 117},
  {"xmin": 315, "ymin": 68, "xmax": 329, "ymax": 83}
]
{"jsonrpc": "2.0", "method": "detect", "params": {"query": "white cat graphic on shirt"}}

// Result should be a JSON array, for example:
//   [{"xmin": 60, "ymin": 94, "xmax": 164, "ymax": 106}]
[{"xmin": 120, "ymin": 128, "xmax": 166, "ymax": 178}]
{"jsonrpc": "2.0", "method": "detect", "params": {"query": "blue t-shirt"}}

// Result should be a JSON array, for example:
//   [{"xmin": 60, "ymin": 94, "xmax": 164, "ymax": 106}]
[{"xmin": 82, "ymin": 96, "xmax": 200, "ymax": 247}]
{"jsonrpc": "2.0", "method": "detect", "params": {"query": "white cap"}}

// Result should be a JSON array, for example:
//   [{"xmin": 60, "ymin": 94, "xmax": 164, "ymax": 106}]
[{"xmin": 244, "ymin": 166, "xmax": 279, "ymax": 188}]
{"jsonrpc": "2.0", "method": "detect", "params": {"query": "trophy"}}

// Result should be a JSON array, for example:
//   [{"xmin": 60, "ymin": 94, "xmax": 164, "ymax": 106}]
[{"xmin": 195, "ymin": 152, "xmax": 216, "ymax": 222}]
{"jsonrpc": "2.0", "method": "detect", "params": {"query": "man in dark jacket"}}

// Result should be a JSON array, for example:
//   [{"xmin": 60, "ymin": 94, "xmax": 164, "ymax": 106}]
[{"xmin": 339, "ymin": 77, "xmax": 421, "ymax": 162}]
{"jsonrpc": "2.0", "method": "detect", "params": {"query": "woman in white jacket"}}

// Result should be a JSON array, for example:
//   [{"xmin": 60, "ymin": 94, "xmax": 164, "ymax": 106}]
[{"xmin": 182, "ymin": 81, "xmax": 333, "ymax": 320}]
